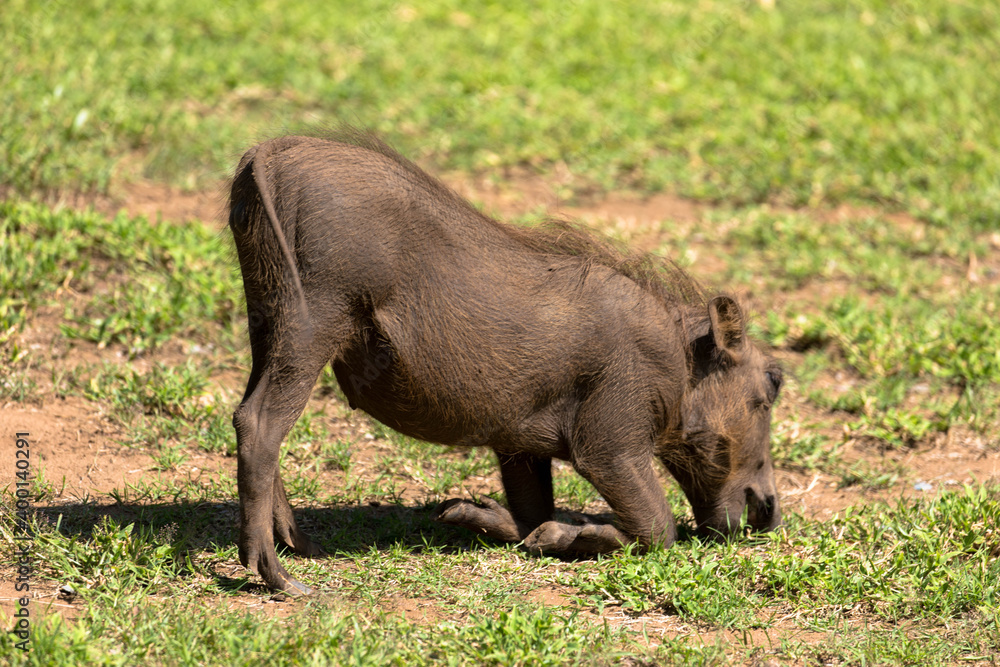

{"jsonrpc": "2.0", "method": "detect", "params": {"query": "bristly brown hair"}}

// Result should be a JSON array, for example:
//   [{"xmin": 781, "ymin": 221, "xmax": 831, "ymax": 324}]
[
  {"xmin": 324, "ymin": 125, "xmax": 710, "ymax": 313},
  {"xmin": 503, "ymin": 217, "xmax": 709, "ymax": 311},
  {"xmin": 324, "ymin": 124, "xmax": 480, "ymax": 216}
]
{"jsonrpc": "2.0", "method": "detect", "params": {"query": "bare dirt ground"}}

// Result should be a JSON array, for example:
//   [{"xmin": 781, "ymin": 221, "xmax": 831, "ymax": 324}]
[{"xmin": 3, "ymin": 176, "xmax": 999, "ymax": 651}]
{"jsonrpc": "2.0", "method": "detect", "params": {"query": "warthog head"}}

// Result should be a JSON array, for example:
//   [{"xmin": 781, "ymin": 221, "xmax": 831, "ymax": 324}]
[{"xmin": 661, "ymin": 295, "xmax": 783, "ymax": 538}]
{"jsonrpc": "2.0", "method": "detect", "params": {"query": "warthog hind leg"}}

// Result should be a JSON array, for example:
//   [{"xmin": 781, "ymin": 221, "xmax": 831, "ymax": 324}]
[
  {"xmin": 234, "ymin": 366, "xmax": 319, "ymax": 596},
  {"xmin": 233, "ymin": 297, "xmax": 350, "ymax": 595}
]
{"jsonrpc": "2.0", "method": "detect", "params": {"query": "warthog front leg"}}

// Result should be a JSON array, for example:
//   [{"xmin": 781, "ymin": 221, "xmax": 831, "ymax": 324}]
[
  {"xmin": 554, "ymin": 388, "xmax": 678, "ymax": 554},
  {"xmin": 523, "ymin": 519, "xmax": 630, "ymax": 554},
  {"xmin": 436, "ymin": 497, "xmax": 633, "ymax": 554},
  {"xmin": 496, "ymin": 452, "xmax": 554, "ymax": 530},
  {"xmin": 434, "ymin": 496, "xmax": 527, "ymax": 542},
  {"xmin": 435, "ymin": 452, "xmax": 556, "ymax": 543}
]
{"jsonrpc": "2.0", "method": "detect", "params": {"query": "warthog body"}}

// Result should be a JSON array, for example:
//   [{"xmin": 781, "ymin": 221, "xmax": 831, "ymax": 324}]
[{"xmin": 229, "ymin": 131, "xmax": 783, "ymax": 595}]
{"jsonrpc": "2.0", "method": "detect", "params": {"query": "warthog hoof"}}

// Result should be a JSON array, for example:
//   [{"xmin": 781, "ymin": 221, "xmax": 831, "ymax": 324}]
[
  {"xmin": 278, "ymin": 576, "xmax": 314, "ymax": 597},
  {"xmin": 289, "ymin": 537, "xmax": 326, "ymax": 558},
  {"xmin": 241, "ymin": 540, "xmax": 315, "ymax": 596},
  {"xmin": 434, "ymin": 497, "xmax": 524, "ymax": 542},
  {"xmin": 523, "ymin": 521, "xmax": 583, "ymax": 554},
  {"xmin": 276, "ymin": 528, "xmax": 326, "ymax": 559},
  {"xmin": 525, "ymin": 520, "xmax": 632, "ymax": 555}
]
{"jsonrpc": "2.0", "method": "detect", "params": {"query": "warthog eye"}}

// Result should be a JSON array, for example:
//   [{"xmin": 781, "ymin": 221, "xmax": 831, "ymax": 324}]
[{"xmin": 765, "ymin": 369, "xmax": 782, "ymax": 402}]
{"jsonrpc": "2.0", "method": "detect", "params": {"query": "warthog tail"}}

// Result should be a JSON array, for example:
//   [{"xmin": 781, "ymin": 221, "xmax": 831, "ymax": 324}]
[{"xmin": 249, "ymin": 141, "xmax": 313, "ymax": 340}]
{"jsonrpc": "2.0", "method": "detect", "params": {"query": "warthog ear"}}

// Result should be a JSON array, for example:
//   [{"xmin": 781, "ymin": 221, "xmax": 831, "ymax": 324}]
[{"xmin": 707, "ymin": 295, "xmax": 745, "ymax": 357}]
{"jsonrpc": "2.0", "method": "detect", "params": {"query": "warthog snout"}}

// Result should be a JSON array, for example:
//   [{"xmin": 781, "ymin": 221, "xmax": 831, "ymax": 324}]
[
  {"xmin": 745, "ymin": 488, "xmax": 780, "ymax": 531},
  {"xmin": 690, "ymin": 487, "xmax": 781, "ymax": 539}
]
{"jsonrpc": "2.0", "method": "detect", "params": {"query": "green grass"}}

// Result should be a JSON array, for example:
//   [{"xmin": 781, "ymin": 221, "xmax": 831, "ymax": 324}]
[
  {"xmin": 694, "ymin": 206, "xmax": 1000, "ymax": 447},
  {"xmin": 3, "ymin": 1, "xmax": 1000, "ymax": 663},
  {"xmin": 3, "ymin": 1, "xmax": 1000, "ymax": 227},
  {"xmin": 3, "ymin": 485, "xmax": 998, "ymax": 665},
  {"xmin": 572, "ymin": 486, "xmax": 1000, "ymax": 656},
  {"xmin": 367, "ymin": 424, "xmax": 496, "ymax": 499},
  {"xmin": 1, "ymin": 200, "xmax": 243, "ymax": 356},
  {"xmin": 3, "ymin": 165, "xmax": 1000, "ymax": 667},
  {"xmin": 74, "ymin": 360, "xmax": 233, "ymax": 455}
]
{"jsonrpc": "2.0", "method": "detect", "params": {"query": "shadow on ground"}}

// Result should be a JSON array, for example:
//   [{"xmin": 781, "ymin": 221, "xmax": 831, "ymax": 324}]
[
  {"xmin": 29, "ymin": 499, "xmax": 707, "ymax": 593},
  {"xmin": 34, "ymin": 500, "xmax": 489, "ymax": 555}
]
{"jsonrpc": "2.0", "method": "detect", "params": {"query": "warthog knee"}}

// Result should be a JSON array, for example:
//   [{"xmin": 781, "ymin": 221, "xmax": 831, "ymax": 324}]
[{"xmin": 232, "ymin": 402, "xmax": 261, "ymax": 442}]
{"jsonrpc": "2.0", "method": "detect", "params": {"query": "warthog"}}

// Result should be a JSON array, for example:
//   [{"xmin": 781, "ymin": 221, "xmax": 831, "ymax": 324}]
[{"xmin": 228, "ymin": 130, "xmax": 783, "ymax": 595}]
